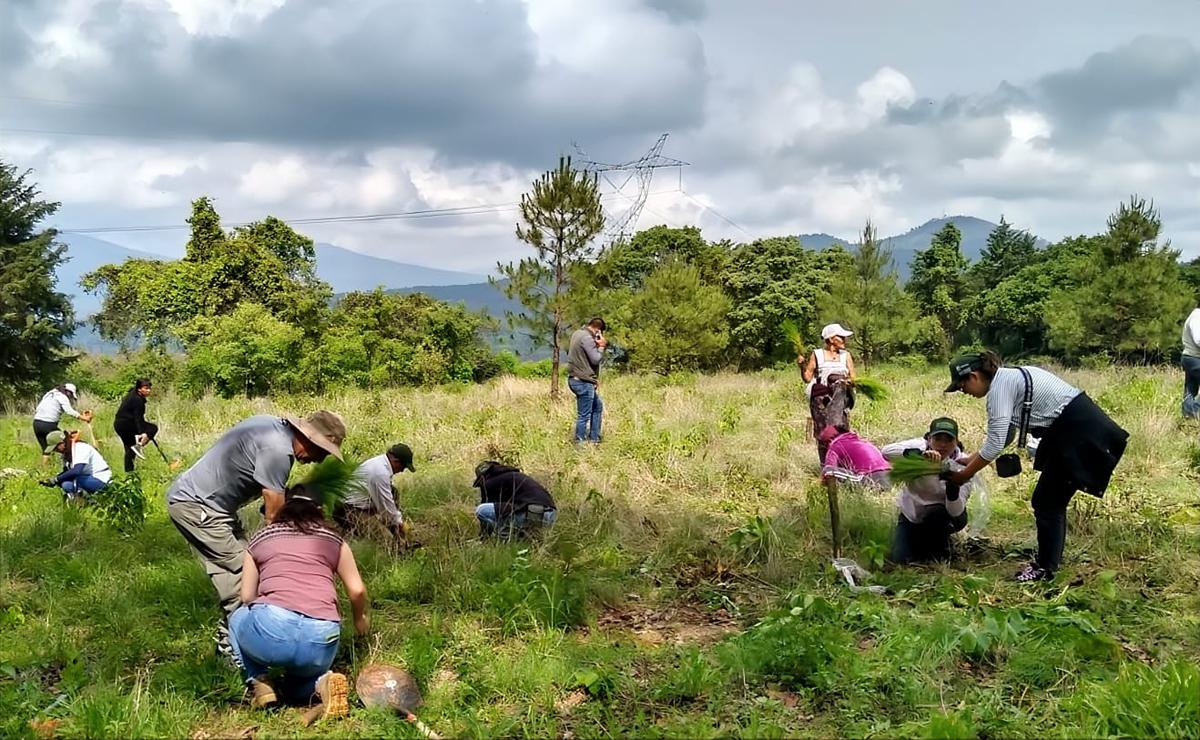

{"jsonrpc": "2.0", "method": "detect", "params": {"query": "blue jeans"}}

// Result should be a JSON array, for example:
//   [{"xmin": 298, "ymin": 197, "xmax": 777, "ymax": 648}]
[
  {"xmin": 476, "ymin": 503, "xmax": 557, "ymax": 538},
  {"xmin": 568, "ymin": 378, "xmax": 603, "ymax": 442},
  {"xmin": 228, "ymin": 602, "xmax": 340, "ymax": 704},
  {"xmin": 1183, "ymin": 355, "xmax": 1200, "ymax": 417},
  {"xmin": 60, "ymin": 476, "xmax": 107, "ymax": 499}
]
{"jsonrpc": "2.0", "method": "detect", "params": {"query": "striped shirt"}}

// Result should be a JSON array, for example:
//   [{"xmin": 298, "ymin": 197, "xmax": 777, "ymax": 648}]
[{"xmin": 980, "ymin": 366, "xmax": 1080, "ymax": 461}]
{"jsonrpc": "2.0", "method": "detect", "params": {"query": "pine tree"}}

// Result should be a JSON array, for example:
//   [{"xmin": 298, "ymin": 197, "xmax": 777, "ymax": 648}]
[
  {"xmin": 494, "ymin": 157, "xmax": 604, "ymax": 398},
  {"xmin": 907, "ymin": 223, "xmax": 969, "ymax": 345},
  {"xmin": 0, "ymin": 162, "xmax": 74, "ymax": 399}
]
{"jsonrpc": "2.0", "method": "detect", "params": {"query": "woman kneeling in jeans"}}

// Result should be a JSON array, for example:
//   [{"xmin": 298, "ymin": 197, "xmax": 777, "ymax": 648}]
[{"xmin": 229, "ymin": 483, "xmax": 369, "ymax": 718}]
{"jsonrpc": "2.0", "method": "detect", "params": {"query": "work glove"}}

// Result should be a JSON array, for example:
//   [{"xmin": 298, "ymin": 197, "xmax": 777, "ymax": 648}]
[{"xmin": 938, "ymin": 471, "xmax": 961, "ymax": 501}]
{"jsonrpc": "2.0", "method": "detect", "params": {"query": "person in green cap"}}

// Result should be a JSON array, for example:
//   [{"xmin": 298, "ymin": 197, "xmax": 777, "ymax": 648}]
[
  {"xmin": 39, "ymin": 429, "xmax": 112, "ymax": 501},
  {"xmin": 941, "ymin": 350, "xmax": 1127, "ymax": 582},
  {"xmin": 881, "ymin": 418, "xmax": 975, "ymax": 563},
  {"xmin": 335, "ymin": 443, "xmax": 417, "ymax": 546}
]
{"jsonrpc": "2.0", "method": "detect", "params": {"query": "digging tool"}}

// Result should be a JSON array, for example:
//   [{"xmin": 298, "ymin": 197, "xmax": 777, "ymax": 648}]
[
  {"xmin": 354, "ymin": 662, "xmax": 440, "ymax": 738},
  {"xmin": 150, "ymin": 438, "xmax": 182, "ymax": 471},
  {"xmin": 83, "ymin": 420, "xmax": 99, "ymax": 450}
]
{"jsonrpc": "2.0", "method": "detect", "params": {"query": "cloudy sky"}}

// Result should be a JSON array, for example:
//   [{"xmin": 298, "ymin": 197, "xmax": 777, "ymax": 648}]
[{"xmin": 3, "ymin": 0, "xmax": 1200, "ymax": 273}]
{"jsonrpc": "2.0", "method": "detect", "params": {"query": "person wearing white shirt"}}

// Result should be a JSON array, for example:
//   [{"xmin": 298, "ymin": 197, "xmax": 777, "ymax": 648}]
[
  {"xmin": 1181, "ymin": 307, "xmax": 1200, "ymax": 417},
  {"xmin": 32, "ymin": 383, "xmax": 93, "ymax": 464},
  {"xmin": 880, "ymin": 418, "xmax": 975, "ymax": 564},
  {"xmin": 39, "ymin": 430, "xmax": 111, "ymax": 500},
  {"xmin": 335, "ymin": 444, "xmax": 416, "ymax": 544}
]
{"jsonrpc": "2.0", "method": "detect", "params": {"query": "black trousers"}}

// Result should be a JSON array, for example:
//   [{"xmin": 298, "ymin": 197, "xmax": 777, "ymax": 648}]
[
  {"xmin": 114, "ymin": 422, "xmax": 158, "ymax": 473},
  {"xmin": 33, "ymin": 419, "xmax": 59, "ymax": 451},
  {"xmin": 891, "ymin": 509, "xmax": 968, "ymax": 564},
  {"xmin": 1030, "ymin": 468, "xmax": 1076, "ymax": 572}
]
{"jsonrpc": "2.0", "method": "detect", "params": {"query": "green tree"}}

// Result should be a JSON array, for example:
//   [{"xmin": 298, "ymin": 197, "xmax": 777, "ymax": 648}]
[
  {"xmin": 970, "ymin": 217, "xmax": 1039, "ymax": 291},
  {"xmin": 818, "ymin": 221, "xmax": 915, "ymax": 364},
  {"xmin": 182, "ymin": 303, "xmax": 303, "ymax": 398},
  {"xmin": 0, "ymin": 162, "xmax": 74, "ymax": 399},
  {"xmin": 907, "ymin": 222, "xmax": 970, "ymax": 347},
  {"xmin": 84, "ymin": 198, "xmax": 331, "ymax": 346},
  {"xmin": 624, "ymin": 261, "xmax": 731, "ymax": 374},
  {"xmin": 723, "ymin": 236, "xmax": 842, "ymax": 368},
  {"xmin": 967, "ymin": 236, "xmax": 1096, "ymax": 358},
  {"xmin": 1045, "ymin": 197, "xmax": 1192, "ymax": 362},
  {"xmin": 494, "ymin": 157, "xmax": 604, "ymax": 398}
]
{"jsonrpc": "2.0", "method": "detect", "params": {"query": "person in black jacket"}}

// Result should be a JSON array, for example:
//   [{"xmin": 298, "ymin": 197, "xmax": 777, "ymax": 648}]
[
  {"xmin": 113, "ymin": 378, "xmax": 158, "ymax": 472},
  {"xmin": 472, "ymin": 461, "xmax": 556, "ymax": 539}
]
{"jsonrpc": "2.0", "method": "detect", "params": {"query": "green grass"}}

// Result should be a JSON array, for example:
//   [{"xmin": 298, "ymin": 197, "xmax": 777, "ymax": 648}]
[{"xmin": 2, "ymin": 365, "xmax": 1199, "ymax": 737}]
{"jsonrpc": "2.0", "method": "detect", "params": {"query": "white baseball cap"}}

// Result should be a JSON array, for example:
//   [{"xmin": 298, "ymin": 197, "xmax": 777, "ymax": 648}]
[
  {"xmin": 821, "ymin": 323, "xmax": 853, "ymax": 340},
  {"xmin": 64, "ymin": 383, "xmax": 78, "ymax": 394}
]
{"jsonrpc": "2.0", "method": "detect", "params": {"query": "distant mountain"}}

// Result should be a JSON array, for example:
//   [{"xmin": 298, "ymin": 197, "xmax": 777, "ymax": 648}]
[
  {"xmin": 799, "ymin": 216, "xmax": 1045, "ymax": 280},
  {"xmin": 51, "ymin": 234, "xmax": 486, "ymax": 316},
  {"xmin": 314, "ymin": 243, "xmax": 485, "ymax": 292},
  {"xmin": 54, "ymin": 233, "xmax": 167, "ymax": 318}
]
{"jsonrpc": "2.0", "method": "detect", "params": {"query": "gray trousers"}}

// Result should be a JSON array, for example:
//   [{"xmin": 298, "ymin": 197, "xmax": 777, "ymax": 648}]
[{"xmin": 168, "ymin": 500, "xmax": 248, "ymax": 618}]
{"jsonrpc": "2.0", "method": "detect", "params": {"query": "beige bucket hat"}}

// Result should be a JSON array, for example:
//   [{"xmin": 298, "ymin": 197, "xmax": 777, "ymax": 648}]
[{"xmin": 285, "ymin": 410, "xmax": 346, "ymax": 461}]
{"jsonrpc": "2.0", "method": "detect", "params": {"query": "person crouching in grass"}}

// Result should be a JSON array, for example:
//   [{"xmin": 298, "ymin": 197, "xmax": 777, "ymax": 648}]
[
  {"xmin": 228, "ymin": 482, "xmax": 369, "ymax": 720},
  {"xmin": 39, "ymin": 430, "xmax": 112, "ymax": 501},
  {"xmin": 473, "ymin": 461, "xmax": 557, "ymax": 539},
  {"xmin": 818, "ymin": 425, "xmax": 891, "ymax": 488},
  {"xmin": 881, "ymin": 417, "xmax": 975, "ymax": 564}
]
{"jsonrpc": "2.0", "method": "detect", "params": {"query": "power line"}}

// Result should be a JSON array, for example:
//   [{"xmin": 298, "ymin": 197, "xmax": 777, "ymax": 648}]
[
  {"xmin": 58, "ymin": 187, "xmax": 683, "ymax": 235},
  {"xmin": 679, "ymin": 189, "xmax": 752, "ymax": 237}
]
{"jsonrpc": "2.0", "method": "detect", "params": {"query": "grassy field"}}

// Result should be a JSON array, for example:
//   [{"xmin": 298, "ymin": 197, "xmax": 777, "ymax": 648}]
[{"xmin": 1, "ymin": 365, "xmax": 1198, "ymax": 738}]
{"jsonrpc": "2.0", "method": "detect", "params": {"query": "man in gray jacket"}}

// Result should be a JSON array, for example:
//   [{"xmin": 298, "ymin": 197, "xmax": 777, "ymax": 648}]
[{"xmin": 566, "ymin": 317, "xmax": 607, "ymax": 443}]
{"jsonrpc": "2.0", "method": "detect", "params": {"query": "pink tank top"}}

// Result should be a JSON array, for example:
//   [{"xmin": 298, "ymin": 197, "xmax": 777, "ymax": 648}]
[{"xmin": 248, "ymin": 523, "xmax": 343, "ymax": 622}]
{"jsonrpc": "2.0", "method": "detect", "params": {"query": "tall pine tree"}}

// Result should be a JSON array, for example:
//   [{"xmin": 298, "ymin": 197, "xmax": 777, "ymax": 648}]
[
  {"xmin": 0, "ymin": 162, "xmax": 74, "ymax": 400},
  {"xmin": 907, "ymin": 222, "xmax": 970, "ymax": 348}
]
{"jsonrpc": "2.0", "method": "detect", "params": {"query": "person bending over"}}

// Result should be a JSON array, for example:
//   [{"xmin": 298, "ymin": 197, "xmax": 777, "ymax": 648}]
[
  {"xmin": 165, "ymin": 411, "xmax": 345, "ymax": 665},
  {"xmin": 33, "ymin": 383, "xmax": 92, "ymax": 465},
  {"xmin": 819, "ymin": 425, "xmax": 891, "ymax": 489},
  {"xmin": 114, "ymin": 378, "xmax": 158, "ymax": 473},
  {"xmin": 229, "ymin": 482, "xmax": 368, "ymax": 720},
  {"xmin": 473, "ymin": 461, "xmax": 557, "ymax": 539},
  {"xmin": 881, "ymin": 417, "xmax": 976, "ymax": 564},
  {"xmin": 335, "ymin": 443, "xmax": 416, "ymax": 546},
  {"xmin": 39, "ymin": 430, "xmax": 112, "ymax": 501}
]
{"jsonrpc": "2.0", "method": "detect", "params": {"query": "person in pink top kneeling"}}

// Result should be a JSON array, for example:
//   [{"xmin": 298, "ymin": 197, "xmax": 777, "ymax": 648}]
[
  {"xmin": 228, "ymin": 480, "xmax": 369, "ymax": 719},
  {"xmin": 819, "ymin": 425, "xmax": 891, "ymax": 489}
]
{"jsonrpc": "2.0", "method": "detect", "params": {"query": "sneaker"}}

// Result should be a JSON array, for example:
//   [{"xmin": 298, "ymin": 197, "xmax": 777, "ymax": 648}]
[
  {"xmin": 130, "ymin": 445, "xmax": 146, "ymax": 460},
  {"xmin": 248, "ymin": 678, "xmax": 278, "ymax": 709},
  {"xmin": 315, "ymin": 671, "xmax": 349, "ymax": 719},
  {"xmin": 1014, "ymin": 563, "xmax": 1052, "ymax": 582}
]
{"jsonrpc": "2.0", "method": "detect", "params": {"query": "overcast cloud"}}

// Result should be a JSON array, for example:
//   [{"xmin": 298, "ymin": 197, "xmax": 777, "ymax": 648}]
[{"xmin": 2, "ymin": 0, "xmax": 1200, "ymax": 272}]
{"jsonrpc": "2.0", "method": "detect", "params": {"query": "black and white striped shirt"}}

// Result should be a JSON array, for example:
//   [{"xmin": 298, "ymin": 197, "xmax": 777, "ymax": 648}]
[{"xmin": 981, "ymin": 366, "xmax": 1080, "ymax": 461}]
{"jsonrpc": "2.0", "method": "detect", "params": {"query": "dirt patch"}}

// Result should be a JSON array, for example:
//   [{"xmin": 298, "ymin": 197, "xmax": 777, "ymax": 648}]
[{"xmin": 594, "ymin": 604, "xmax": 739, "ymax": 646}]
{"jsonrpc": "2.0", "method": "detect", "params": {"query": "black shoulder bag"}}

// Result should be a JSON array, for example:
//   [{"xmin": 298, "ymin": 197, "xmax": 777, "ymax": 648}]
[{"xmin": 995, "ymin": 367, "xmax": 1032, "ymax": 478}]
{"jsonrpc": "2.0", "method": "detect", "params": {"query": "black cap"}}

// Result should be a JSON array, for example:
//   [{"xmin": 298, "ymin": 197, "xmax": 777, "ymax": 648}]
[
  {"xmin": 387, "ymin": 443, "xmax": 415, "ymax": 472},
  {"xmin": 944, "ymin": 353, "xmax": 986, "ymax": 392}
]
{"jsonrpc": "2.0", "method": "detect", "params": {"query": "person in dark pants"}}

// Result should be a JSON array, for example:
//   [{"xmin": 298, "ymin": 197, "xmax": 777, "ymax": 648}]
[
  {"xmin": 473, "ymin": 461, "xmax": 556, "ymax": 539},
  {"xmin": 943, "ymin": 351, "xmax": 1128, "ymax": 582},
  {"xmin": 881, "ymin": 418, "xmax": 975, "ymax": 564},
  {"xmin": 1181, "ymin": 306, "xmax": 1200, "ymax": 417},
  {"xmin": 566, "ymin": 317, "xmax": 607, "ymax": 444},
  {"xmin": 114, "ymin": 378, "xmax": 158, "ymax": 473}
]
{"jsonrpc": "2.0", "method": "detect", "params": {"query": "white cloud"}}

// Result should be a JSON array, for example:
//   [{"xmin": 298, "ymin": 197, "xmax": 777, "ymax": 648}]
[
  {"xmin": 856, "ymin": 67, "xmax": 916, "ymax": 117},
  {"xmin": 238, "ymin": 155, "xmax": 310, "ymax": 204}
]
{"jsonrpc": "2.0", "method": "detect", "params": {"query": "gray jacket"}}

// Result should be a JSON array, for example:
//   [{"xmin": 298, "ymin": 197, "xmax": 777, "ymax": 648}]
[{"xmin": 566, "ymin": 328, "xmax": 602, "ymax": 383}]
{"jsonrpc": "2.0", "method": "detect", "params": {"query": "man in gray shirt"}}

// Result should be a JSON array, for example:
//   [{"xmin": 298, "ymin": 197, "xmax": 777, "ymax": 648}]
[
  {"xmin": 566, "ymin": 317, "xmax": 607, "ymax": 443},
  {"xmin": 166, "ymin": 411, "xmax": 345, "ymax": 664}
]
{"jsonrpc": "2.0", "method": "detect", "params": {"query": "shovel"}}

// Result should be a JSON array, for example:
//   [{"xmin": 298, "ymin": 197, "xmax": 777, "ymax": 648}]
[
  {"xmin": 150, "ymin": 438, "xmax": 183, "ymax": 471},
  {"xmin": 355, "ymin": 662, "xmax": 440, "ymax": 739}
]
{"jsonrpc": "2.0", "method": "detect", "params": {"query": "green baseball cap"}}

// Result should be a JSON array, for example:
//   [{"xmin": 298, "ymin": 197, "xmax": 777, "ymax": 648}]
[
  {"xmin": 387, "ymin": 443, "xmax": 415, "ymax": 472},
  {"xmin": 926, "ymin": 417, "xmax": 959, "ymax": 439},
  {"xmin": 43, "ymin": 430, "xmax": 67, "ymax": 454},
  {"xmin": 944, "ymin": 353, "xmax": 986, "ymax": 392}
]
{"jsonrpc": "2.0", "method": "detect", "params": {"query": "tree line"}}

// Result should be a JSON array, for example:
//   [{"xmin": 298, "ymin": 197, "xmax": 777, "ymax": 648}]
[{"xmin": 2, "ymin": 157, "xmax": 1194, "ymax": 402}]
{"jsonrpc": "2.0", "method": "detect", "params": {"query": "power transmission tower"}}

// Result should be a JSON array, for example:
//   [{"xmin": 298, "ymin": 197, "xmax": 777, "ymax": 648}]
[{"xmin": 574, "ymin": 133, "xmax": 689, "ymax": 245}]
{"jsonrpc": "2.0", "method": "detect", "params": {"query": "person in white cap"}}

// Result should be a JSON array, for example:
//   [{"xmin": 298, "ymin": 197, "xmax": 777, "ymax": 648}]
[
  {"xmin": 801, "ymin": 323, "xmax": 857, "ymax": 462},
  {"xmin": 165, "ymin": 411, "xmax": 346, "ymax": 666},
  {"xmin": 32, "ymin": 383, "xmax": 92, "ymax": 466}
]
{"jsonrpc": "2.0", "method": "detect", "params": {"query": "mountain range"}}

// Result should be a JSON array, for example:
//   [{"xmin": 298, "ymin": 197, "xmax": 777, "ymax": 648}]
[
  {"xmin": 55, "ymin": 215, "xmax": 1033, "ymax": 353},
  {"xmin": 799, "ymin": 215, "xmax": 1043, "ymax": 280}
]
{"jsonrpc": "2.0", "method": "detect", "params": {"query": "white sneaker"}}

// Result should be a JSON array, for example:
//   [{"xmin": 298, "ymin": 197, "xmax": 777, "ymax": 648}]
[{"xmin": 130, "ymin": 445, "xmax": 146, "ymax": 460}]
